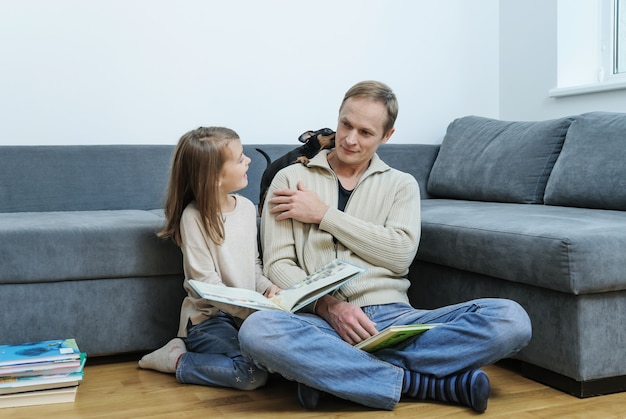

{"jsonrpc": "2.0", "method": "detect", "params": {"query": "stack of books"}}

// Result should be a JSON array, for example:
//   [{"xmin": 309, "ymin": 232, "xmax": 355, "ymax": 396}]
[{"xmin": 0, "ymin": 338, "xmax": 86, "ymax": 409}]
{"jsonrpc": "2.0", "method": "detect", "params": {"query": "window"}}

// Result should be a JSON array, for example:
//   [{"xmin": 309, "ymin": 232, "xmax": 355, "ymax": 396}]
[
  {"xmin": 551, "ymin": 0, "xmax": 626, "ymax": 97},
  {"xmin": 617, "ymin": 0, "xmax": 626, "ymax": 74},
  {"xmin": 600, "ymin": 0, "xmax": 626, "ymax": 80}
]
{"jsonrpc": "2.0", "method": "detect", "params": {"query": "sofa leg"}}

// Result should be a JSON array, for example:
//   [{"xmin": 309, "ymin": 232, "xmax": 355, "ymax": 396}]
[{"xmin": 504, "ymin": 360, "xmax": 626, "ymax": 398}]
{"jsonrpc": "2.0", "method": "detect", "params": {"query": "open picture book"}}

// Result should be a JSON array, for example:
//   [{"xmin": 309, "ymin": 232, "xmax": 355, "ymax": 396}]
[
  {"xmin": 355, "ymin": 323, "xmax": 440, "ymax": 352},
  {"xmin": 188, "ymin": 259, "xmax": 365, "ymax": 313}
]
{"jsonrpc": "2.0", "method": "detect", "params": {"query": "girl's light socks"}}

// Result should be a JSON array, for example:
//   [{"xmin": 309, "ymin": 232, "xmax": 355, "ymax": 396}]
[{"xmin": 138, "ymin": 338, "xmax": 187, "ymax": 373}]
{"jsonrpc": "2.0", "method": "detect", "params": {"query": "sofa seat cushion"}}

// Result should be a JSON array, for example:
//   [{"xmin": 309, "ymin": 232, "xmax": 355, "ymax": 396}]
[
  {"xmin": 418, "ymin": 199, "xmax": 626, "ymax": 294},
  {"xmin": 0, "ymin": 210, "xmax": 182, "ymax": 284},
  {"xmin": 427, "ymin": 116, "xmax": 573, "ymax": 204}
]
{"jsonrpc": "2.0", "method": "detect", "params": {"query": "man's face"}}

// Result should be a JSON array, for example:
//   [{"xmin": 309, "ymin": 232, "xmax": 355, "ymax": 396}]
[{"xmin": 335, "ymin": 97, "xmax": 394, "ymax": 167}]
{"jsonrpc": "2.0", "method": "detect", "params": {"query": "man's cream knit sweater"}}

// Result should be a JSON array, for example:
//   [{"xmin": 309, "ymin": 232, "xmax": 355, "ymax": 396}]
[{"xmin": 260, "ymin": 150, "xmax": 421, "ymax": 310}]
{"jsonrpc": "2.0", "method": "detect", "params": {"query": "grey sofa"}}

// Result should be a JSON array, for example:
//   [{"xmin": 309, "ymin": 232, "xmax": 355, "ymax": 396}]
[
  {"xmin": 408, "ymin": 111, "xmax": 626, "ymax": 397},
  {"xmin": 1, "ymin": 112, "xmax": 624, "ymax": 398}
]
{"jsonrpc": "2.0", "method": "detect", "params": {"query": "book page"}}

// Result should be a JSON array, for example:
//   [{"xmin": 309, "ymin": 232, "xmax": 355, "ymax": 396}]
[
  {"xmin": 188, "ymin": 281, "xmax": 282, "ymax": 311},
  {"xmin": 271, "ymin": 260, "xmax": 365, "ymax": 312},
  {"xmin": 0, "ymin": 386, "xmax": 77, "ymax": 408},
  {"xmin": 0, "ymin": 371, "xmax": 83, "ymax": 394},
  {"xmin": 188, "ymin": 259, "xmax": 365, "ymax": 313}
]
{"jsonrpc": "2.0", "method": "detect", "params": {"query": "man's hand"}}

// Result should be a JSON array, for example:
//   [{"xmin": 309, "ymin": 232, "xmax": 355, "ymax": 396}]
[
  {"xmin": 268, "ymin": 181, "xmax": 329, "ymax": 223},
  {"xmin": 315, "ymin": 294, "xmax": 378, "ymax": 345}
]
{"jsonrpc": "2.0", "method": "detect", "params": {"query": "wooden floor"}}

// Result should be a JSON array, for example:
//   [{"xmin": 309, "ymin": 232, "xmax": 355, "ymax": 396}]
[{"xmin": 5, "ymin": 355, "xmax": 626, "ymax": 418}]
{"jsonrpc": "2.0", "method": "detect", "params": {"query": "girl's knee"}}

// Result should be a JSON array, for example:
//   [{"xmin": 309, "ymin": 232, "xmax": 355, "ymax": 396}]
[{"xmin": 233, "ymin": 368, "xmax": 269, "ymax": 391}]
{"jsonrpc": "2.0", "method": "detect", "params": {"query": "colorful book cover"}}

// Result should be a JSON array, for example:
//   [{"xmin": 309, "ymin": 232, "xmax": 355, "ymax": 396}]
[
  {"xmin": 355, "ymin": 324, "xmax": 440, "ymax": 352},
  {"xmin": 0, "ymin": 370, "xmax": 84, "ymax": 394},
  {"xmin": 0, "ymin": 339, "xmax": 81, "ymax": 367},
  {"xmin": 0, "ymin": 352, "xmax": 86, "ymax": 378}
]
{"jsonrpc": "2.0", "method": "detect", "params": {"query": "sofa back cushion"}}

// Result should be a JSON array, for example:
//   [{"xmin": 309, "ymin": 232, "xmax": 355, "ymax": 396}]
[
  {"xmin": 427, "ymin": 115, "xmax": 574, "ymax": 203},
  {"xmin": 248, "ymin": 143, "xmax": 440, "ymax": 203},
  {"xmin": 544, "ymin": 112, "xmax": 626, "ymax": 210},
  {"xmin": 0, "ymin": 145, "xmax": 174, "ymax": 212}
]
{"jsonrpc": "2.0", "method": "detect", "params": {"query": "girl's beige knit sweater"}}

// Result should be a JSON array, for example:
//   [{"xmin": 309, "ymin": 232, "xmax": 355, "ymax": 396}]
[{"xmin": 177, "ymin": 197, "xmax": 273, "ymax": 336}]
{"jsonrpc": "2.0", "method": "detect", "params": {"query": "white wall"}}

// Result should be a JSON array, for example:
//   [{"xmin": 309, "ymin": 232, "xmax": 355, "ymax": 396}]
[
  {"xmin": 499, "ymin": 0, "xmax": 626, "ymax": 120},
  {"xmin": 0, "ymin": 0, "xmax": 500, "ymax": 146}
]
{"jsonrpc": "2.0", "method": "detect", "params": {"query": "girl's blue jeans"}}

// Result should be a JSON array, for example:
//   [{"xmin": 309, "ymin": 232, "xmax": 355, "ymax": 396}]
[
  {"xmin": 177, "ymin": 311, "xmax": 268, "ymax": 390},
  {"xmin": 239, "ymin": 299, "xmax": 532, "ymax": 409}
]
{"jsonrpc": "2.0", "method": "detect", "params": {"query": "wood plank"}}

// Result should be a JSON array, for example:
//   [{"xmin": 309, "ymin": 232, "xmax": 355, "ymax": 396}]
[{"xmin": 3, "ymin": 356, "xmax": 626, "ymax": 418}]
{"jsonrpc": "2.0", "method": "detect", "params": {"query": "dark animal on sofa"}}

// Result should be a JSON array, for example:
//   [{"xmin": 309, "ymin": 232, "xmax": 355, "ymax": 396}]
[{"xmin": 256, "ymin": 128, "xmax": 335, "ymax": 215}]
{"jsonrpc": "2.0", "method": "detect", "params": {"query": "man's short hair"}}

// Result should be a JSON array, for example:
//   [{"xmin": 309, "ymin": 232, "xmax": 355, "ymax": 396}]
[{"xmin": 340, "ymin": 80, "xmax": 398, "ymax": 135}]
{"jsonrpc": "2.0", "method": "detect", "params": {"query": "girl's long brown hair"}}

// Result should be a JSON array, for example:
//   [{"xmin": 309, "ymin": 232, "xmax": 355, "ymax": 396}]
[{"xmin": 158, "ymin": 127, "xmax": 239, "ymax": 246}]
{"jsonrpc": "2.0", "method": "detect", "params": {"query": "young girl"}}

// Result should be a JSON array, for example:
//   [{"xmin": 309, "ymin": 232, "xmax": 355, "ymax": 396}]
[{"xmin": 138, "ymin": 126, "xmax": 280, "ymax": 390}]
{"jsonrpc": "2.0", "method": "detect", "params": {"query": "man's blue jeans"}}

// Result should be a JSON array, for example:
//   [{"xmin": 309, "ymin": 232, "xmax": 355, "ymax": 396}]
[
  {"xmin": 177, "ymin": 312, "xmax": 268, "ymax": 390},
  {"xmin": 239, "ymin": 299, "xmax": 531, "ymax": 410}
]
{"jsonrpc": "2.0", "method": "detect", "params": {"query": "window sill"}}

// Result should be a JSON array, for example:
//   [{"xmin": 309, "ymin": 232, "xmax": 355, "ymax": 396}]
[{"xmin": 549, "ymin": 78, "xmax": 626, "ymax": 98}]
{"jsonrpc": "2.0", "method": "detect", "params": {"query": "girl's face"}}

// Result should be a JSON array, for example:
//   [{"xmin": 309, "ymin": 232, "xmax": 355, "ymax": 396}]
[{"xmin": 219, "ymin": 139, "xmax": 251, "ymax": 194}]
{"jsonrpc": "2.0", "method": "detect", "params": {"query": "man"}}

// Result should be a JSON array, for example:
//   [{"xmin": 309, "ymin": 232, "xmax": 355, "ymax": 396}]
[{"xmin": 239, "ymin": 80, "xmax": 532, "ymax": 413}]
